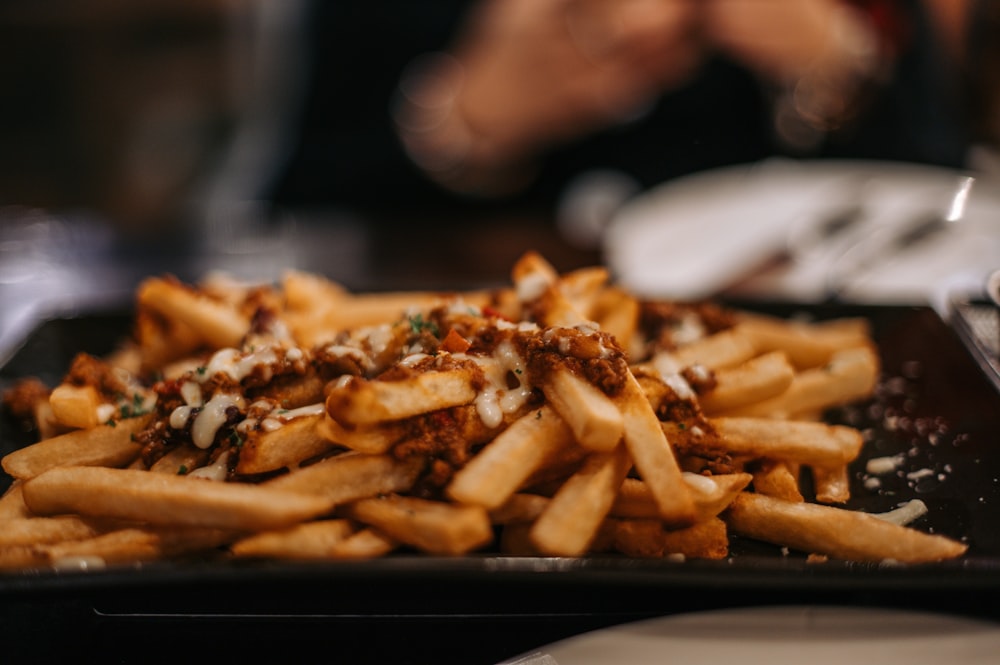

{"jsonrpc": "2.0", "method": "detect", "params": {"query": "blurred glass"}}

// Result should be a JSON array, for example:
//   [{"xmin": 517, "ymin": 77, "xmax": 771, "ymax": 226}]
[{"xmin": 0, "ymin": 1, "xmax": 304, "ymax": 237}]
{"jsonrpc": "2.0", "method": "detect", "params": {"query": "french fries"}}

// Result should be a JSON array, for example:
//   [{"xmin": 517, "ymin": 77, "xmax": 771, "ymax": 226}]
[{"xmin": 0, "ymin": 251, "xmax": 969, "ymax": 571}]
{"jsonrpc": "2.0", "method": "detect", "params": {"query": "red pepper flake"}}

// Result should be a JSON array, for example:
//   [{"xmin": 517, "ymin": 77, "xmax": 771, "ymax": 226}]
[{"xmin": 482, "ymin": 306, "xmax": 513, "ymax": 322}]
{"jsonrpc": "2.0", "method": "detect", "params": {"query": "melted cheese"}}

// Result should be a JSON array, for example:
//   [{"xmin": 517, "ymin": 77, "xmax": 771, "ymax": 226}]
[
  {"xmin": 462, "ymin": 341, "xmax": 532, "ymax": 429},
  {"xmin": 188, "ymin": 450, "xmax": 231, "ymax": 481},
  {"xmin": 204, "ymin": 345, "xmax": 278, "ymax": 383},
  {"xmin": 191, "ymin": 394, "xmax": 244, "ymax": 449}
]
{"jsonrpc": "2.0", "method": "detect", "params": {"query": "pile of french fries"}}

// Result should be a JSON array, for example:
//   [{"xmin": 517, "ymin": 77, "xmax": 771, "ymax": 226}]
[{"xmin": 0, "ymin": 251, "xmax": 968, "ymax": 570}]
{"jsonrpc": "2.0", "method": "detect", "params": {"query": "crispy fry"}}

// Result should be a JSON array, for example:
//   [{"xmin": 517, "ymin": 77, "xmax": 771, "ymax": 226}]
[
  {"xmin": 447, "ymin": 405, "xmax": 574, "ymax": 509},
  {"xmin": 812, "ymin": 463, "xmax": 852, "ymax": 504},
  {"xmin": 589, "ymin": 286, "xmax": 640, "ymax": 358},
  {"xmin": 236, "ymin": 412, "xmax": 336, "ymax": 475},
  {"xmin": 316, "ymin": 414, "xmax": 406, "ymax": 454},
  {"xmin": 342, "ymin": 494, "xmax": 492, "ymax": 555},
  {"xmin": 137, "ymin": 277, "xmax": 249, "ymax": 349},
  {"xmin": 0, "ymin": 481, "xmax": 29, "ymax": 520},
  {"xmin": 326, "ymin": 527, "xmax": 399, "ymax": 559},
  {"xmin": 699, "ymin": 351, "xmax": 796, "ymax": 415},
  {"xmin": 229, "ymin": 519, "xmax": 356, "ymax": 559},
  {"xmin": 264, "ymin": 452, "xmax": 424, "ymax": 505},
  {"xmin": 148, "ymin": 444, "xmax": 209, "ymax": 475},
  {"xmin": 612, "ymin": 473, "xmax": 752, "ymax": 522},
  {"xmin": 750, "ymin": 460, "xmax": 804, "ymax": 502},
  {"xmin": 616, "ymin": 373, "xmax": 696, "ymax": 526},
  {"xmin": 605, "ymin": 516, "xmax": 729, "ymax": 559},
  {"xmin": 23, "ymin": 466, "xmax": 336, "ymax": 531},
  {"xmin": 529, "ymin": 443, "xmax": 631, "ymax": 557},
  {"xmin": 48, "ymin": 384, "xmax": 102, "ymax": 430},
  {"xmin": 663, "ymin": 327, "xmax": 758, "ymax": 371},
  {"xmin": 2, "ymin": 415, "xmax": 151, "ymax": 480},
  {"xmin": 488, "ymin": 493, "xmax": 551, "ymax": 525},
  {"xmin": 325, "ymin": 369, "xmax": 478, "ymax": 426},
  {"xmin": 662, "ymin": 517, "xmax": 729, "ymax": 559},
  {"xmin": 0, "ymin": 515, "xmax": 115, "ymax": 547},
  {"xmin": 734, "ymin": 314, "xmax": 872, "ymax": 369},
  {"xmin": 40, "ymin": 525, "xmax": 237, "ymax": 567},
  {"xmin": 542, "ymin": 367, "xmax": 623, "ymax": 452},
  {"xmin": 720, "ymin": 346, "xmax": 879, "ymax": 418},
  {"xmin": 723, "ymin": 492, "xmax": 968, "ymax": 563},
  {"xmin": 709, "ymin": 417, "xmax": 863, "ymax": 467}
]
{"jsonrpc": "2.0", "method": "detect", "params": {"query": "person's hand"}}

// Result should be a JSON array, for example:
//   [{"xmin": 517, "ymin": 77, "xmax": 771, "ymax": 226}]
[
  {"xmin": 394, "ymin": 0, "xmax": 704, "ymax": 193},
  {"xmin": 454, "ymin": 0, "xmax": 703, "ymax": 158},
  {"xmin": 703, "ymin": 0, "xmax": 879, "ymax": 85}
]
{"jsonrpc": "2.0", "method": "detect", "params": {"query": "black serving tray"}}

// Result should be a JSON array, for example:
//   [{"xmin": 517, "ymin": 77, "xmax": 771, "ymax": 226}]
[{"xmin": 2, "ymin": 303, "xmax": 1000, "ymax": 664}]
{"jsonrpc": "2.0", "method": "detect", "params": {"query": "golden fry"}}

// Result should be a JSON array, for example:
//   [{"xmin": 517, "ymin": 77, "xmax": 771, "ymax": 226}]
[
  {"xmin": 724, "ymin": 492, "xmax": 967, "ymax": 563},
  {"xmin": 2, "ymin": 415, "xmax": 151, "ymax": 480},
  {"xmin": 23, "ymin": 466, "xmax": 336, "ymax": 532}
]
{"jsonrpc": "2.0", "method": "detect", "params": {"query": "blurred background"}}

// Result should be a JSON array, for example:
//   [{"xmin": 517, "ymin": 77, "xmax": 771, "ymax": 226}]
[{"xmin": 0, "ymin": 0, "xmax": 998, "ymax": 351}]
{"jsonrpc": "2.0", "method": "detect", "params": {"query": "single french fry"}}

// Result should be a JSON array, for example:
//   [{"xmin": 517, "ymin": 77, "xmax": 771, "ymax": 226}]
[
  {"xmin": 33, "ymin": 400, "xmax": 71, "ymax": 441},
  {"xmin": 316, "ymin": 414, "xmax": 406, "ymax": 454},
  {"xmin": 2, "ymin": 414, "xmax": 151, "ymax": 480},
  {"xmin": 511, "ymin": 250, "xmax": 559, "ymax": 302},
  {"xmin": 559, "ymin": 266, "xmax": 611, "ymax": 319},
  {"xmin": 326, "ymin": 527, "xmax": 399, "ymax": 559},
  {"xmin": 734, "ymin": 314, "xmax": 872, "ymax": 369},
  {"xmin": 133, "ymin": 307, "xmax": 204, "ymax": 372},
  {"xmin": 607, "ymin": 516, "xmax": 729, "ymax": 559},
  {"xmin": 699, "ymin": 351, "xmax": 796, "ymax": 415},
  {"xmin": 342, "ymin": 494, "xmax": 492, "ymax": 556},
  {"xmin": 615, "ymin": 372, "xmax": 696, "ymax": 526},
  {"xmin": 750, "ymin": 460, "xmax": 804, "ymax": 502},
  {"xmin": 447, "ymin": 405, "xmax": 575, "ymax": 509},
  {"xmin": 612, "ymin": 473, "xmax": 752, "ymax": 522},
  {"xmin": 719, "ymin": 346, "xmax": 879, "ymax": 419},
  {"xmin": 723, "ymin": 492, "xmax": 968, "ymax": 563},
  {"xmin": 499, "ymin": 521, "xmax": 541, "ymax": 556},
  {"xmin": 0, "ymin": 481, "xmax": 29, "ymax": 520},
  {"xmin": 0, "ymin": 546, "xmax": 51, "ymax": 570},
  {"xmin": 710, "ymin": 417, "xmax": 863, "ymax": 466},
  {"xmin": 48, "ymin": 384, "xmax": 102, "ymax": 430},
  {"xmin": 512, "ymin": 252, "xmax": 591, "ymax": 327},
  {"xmin": 282, "ymin": 269, "xmax": 349, "ymax": 311},
  {"xmin": 601, "ymin": 518, "xmax": 665, "ymax": 557},
  {"xmin": 812, "ymin": 463, "xmax": 851, "ymax": 504},
  {"xmin": 23, "ymin": 466, "xmax": 336, "ymax": 532},
  {"xmin": 229, "ymin": 519, "xmax": 356, "ymax": 559},
  {"xmin": 236, "ymin": 413, "xmax": 336, "ymax": 475},
  {"xmin": 149, "ymin": 444, "xmax": 210, "ymax": 475},
  {"xmin": 664, "ymin": 327, "xmax": 758, "ymax": 371},
  {"xmin": 488, "ymin": 493, "xmax": 551, "ymax": 525},
  {"xmin": 265, "ymin": 452, "xmax": 424, "ymax": 505},
  {"xmin": 542, "ymin": 367, "xmax": 623, "ymax": 452},
  {"xmin": 529, "ymin": 443, "xmax": 631, "ymax": 557},
  {"xmin": 663, "ymin": 517, "xmax": 728, "ymax": 559},
  {"xmin": 137, "ymin": 277, "xmax": 249, "ymax": 349},
  {"xmin": 325, "ymin": 368, "xmax": 477, "ymax": 426},
  {"xmin": 0, "ymin": 515, "xmax": 113, "ymax": 547},
  {"xmin": 590, "ymin": 286, "xmax": 640, "ymax": 357},
  {"xmin": 39, "ymin": 525, "xmax": 237, "ymax": 567}
]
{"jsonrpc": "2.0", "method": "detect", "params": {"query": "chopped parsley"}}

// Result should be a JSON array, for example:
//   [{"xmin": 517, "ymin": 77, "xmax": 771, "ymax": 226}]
[
  {"xmin": 408, "ymin": 313, "xmax": 440, "ymax": 337},
  {"xmin": 117, "ymin": 392, "xmax": 151, "ymax": 419}
]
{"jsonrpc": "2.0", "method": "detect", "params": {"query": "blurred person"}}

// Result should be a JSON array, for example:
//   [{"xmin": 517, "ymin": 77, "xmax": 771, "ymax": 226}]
[{"xmin": 265, "ymin": 0, "xmax": 979, "ymax": 224}]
